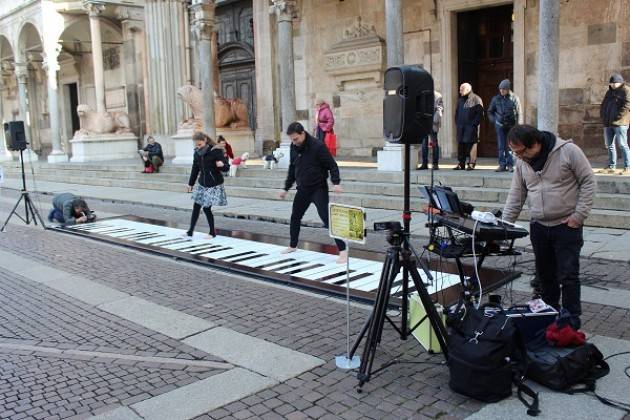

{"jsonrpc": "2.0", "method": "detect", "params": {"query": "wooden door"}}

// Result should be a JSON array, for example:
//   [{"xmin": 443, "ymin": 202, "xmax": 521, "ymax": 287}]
[
  {"xmin": 216, "ymin": 0, "xmax": 256, "ymax": 129},
  {"xmin": 458, "ymin": 5, "xmax": 513, "ymax": 158}
]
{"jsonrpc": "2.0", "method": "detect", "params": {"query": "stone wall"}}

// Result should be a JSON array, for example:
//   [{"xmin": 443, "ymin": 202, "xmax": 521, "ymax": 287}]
[{"xmin": 289, "ymin": 0, "xmax": 628, "ymax": 160}]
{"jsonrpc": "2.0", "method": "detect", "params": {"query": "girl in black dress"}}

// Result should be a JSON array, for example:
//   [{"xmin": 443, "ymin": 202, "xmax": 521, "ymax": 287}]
[{"xmin": 185, "ymin": 132, "xmax": 230, "ymax": 238}]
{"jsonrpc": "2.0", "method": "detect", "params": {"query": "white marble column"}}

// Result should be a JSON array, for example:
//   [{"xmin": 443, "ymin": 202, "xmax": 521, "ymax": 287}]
[
  {"xmin": 377, "ymin": 0, "xmax": 416, "ymax": 171},
  {"xmin": 0, "ymin": 77, "xmax": 12, "ymax": 161},
  {"xmin": 191, "ymin": 0, "xmax": 217, "ymax": 139},
  {"xmin": 119, "ymin": 7, "xmax": 146, "ymax": 140},
  {"xmin": 253, "ymin": 0, "xmax": 277, "ymax": 156},
  {"xmin": 43, "ymin": 45, "xmax": 68, "ymax": 163},
  {"xmin": 271, "ymin": 0, "xmax": 297, "ymax": 169},
  {"xmin": 537, "ymin": 0, "xmax": 559, "ymax": 133},
  {"xmin": 86, "ymin": 2, "xmax": 107, "ymax": 113},
  {"xmin": 13, "ymin": 62, "xmax": 38, "ymax": 158}
]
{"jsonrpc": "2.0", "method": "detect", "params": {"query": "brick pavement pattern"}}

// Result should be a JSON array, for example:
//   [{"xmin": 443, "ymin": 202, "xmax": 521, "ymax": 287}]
[{"xmin": 0, "ymin": 195, "xmax": 629, "ymax": 419}]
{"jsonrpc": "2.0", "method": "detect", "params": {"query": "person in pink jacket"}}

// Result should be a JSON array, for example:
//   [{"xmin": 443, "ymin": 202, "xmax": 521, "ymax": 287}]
[{"xmin": 314, "ymin": 99, "xmax": 335, "ymax": 142}]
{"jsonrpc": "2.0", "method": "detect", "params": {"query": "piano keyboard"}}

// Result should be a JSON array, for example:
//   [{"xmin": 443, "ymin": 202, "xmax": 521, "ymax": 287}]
[{"xmin": 58, "ymin": 217, "xmax": 464, "ymax": 301}]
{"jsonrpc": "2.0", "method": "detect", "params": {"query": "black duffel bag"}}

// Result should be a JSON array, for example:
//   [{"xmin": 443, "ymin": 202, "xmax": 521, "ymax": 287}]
[
  {"xmin": 447, "ymin": 303, "xmax": 539, "ymax": 416},
  {"xmin": 526, "ymin": 341, "xmax": 610, "ymax": 392}
]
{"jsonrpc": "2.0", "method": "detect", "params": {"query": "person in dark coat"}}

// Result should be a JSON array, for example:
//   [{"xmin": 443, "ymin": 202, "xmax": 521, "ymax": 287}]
[
  {"xmin": 278, "ymin": 122, "xmax": 347, "ymax": 264},
  {"xmin": 488, "ymin": 79, "xmax": 522, "ymax": 172},
  {"xmin": 454, "ymin": 83, "xmax": 484, "ymax": 170},
  {"xmin": 599, "ymin": 73, "xmax": 630, "ymax": 174},
  {"xmin": 139, "ymin": 136, "xmax": 164, "ymax": 173},
  {"xmin": 217, "ymin": 135, "xmax": 235, "ymax": 160},
  {"xmin": 48, "ymin": 193, "xmax": 92, "ymax": 225},
  {"xmin": 184, "ymin": 132, "xmax": 230, "ymax": 238}
]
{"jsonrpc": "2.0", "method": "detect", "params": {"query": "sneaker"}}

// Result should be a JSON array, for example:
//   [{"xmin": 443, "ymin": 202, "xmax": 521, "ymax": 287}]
[
  {"xmin": 620, "ymin": 167, "xmax": 629, "ymax": 174},
  {"xmin": 466, "ymin": 164, "xmax": 475, "ymax": 171},
  {"xmin": 599, "ymin": 167, "xmax": 616, "ymax": 174},
  {"xmin": 495, "ymin": 165, "xmax": 507, "ymax": 172},
  {"xmin": 453, "ymin": 164, "xmax": 464, "ymax": 170},
  {"xmin": 433, "ymin": 164, "xmax": 440, "ymax": 170},
  {"xmin": 417, "ymin": 164, "xmax": 428, "ymax": 170}
]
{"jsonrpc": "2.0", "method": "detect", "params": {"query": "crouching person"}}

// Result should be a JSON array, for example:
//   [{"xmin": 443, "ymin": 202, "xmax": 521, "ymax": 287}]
[{"xmin": 48, "ymin": 193, "xmax": 95, "ymax": 225}]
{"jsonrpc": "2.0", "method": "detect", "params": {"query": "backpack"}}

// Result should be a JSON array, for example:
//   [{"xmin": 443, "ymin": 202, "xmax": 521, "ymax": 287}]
[
  {"xmin": 446, "ymin": 303, "xmax": 540, "ymax": 415},
  {"xmin": 525, "ymin": 342, "xmax": 610, "ymax": 392}
]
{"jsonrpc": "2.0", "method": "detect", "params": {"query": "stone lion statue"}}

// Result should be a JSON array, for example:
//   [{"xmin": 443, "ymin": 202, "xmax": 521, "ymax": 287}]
[
  {"xmin": 75, "ymin": 104, "xmax": 133, "ymax": 136},
  {"xmin": 177, "ymin": 84, "xmax": 249, "ymax": 130}
]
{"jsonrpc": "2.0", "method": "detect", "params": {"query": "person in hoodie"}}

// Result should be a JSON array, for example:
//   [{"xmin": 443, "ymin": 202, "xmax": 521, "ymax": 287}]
[
  {"xmin": 184, "ymin": 132, "xmax": 230, "ymax": 238},
  {"xmin": 599, "ymin": 73, "xmax": 630, "ymax": 174},
  {"xmin": 503, "ymin": 125, "xmax": 595, "ymax": 330},
  {"xmin": 314, "ymin": 99, "xmax": 335, "ymax": 143},
  {"xmin": 454, "ymin": 83, "xmax": 483, "ymax": 170},
  {"xmin": 278, "ymin": 122, "xmax": 347, "ymax": 264},
  {"xmin": 488, "ymin": 79, "xmax": 522, "ymax": 172}
]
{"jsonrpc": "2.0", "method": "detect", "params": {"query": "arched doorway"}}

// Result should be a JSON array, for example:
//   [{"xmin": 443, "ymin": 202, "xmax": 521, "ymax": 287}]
[
  {"xmin": 0, "ymin": 35, "xmax": 15, "ymax": 123},
  {"xmin": 216, "ymin": 0, "xmax": 256, "ymax": 129}
]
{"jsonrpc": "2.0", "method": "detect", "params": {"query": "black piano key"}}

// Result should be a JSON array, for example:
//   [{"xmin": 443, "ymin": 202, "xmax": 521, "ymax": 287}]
[
  {"xmin": 189, "ymin": 245, "xmax": 224, "ymax": 254},
  {"xmin": 94, "ymin": 228, "xmax": 137, "ymax": 235},
  {"xmin": 332, "ymin": 272, "xmax": 374, "ymax": 285},
  {"xmin": 219, "ymin": 251, "xmax": 258, "ymax": 261},
  {"xmin": 198, "ymin": 247, "xmax": 232, "ymax": 254},
  {"xmin": 283, "ymin": 264, "xmax": 324, "ymax": 274},
  {"xmin": 227, "ymin": 253, "xmax": 268, "ymax": 263},
  {"xmin": 255, "ymin": 258, "xmax": 294, "ymax": 269},
  {"xmin": 317, "ymin": 270, "xmax": 356, "ymax": 281},
  {"xmin": 116, "ymin": 231, "xmax": 158, "ymax": 239},
  {"xmin": 152, "ymin": 238, "xmax": 192, "ymax": 247},
  {"xmin": 126, "ymin": 234, "xmax": 165, "ymax": 241}
]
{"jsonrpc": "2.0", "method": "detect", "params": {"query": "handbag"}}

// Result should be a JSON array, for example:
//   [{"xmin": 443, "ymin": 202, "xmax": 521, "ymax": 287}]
[{"xmin": 324, "ymin": 131, "xmax": 337, "ymax": 156}]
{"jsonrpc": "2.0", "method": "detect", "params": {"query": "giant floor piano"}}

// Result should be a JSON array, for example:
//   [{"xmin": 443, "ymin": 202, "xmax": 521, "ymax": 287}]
[{"xmin": 54, "ymin": 215, "xmax": 519, "ymax": 303}]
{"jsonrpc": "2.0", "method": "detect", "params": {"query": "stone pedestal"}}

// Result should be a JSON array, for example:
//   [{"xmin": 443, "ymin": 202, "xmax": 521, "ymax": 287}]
[
  {"xmin": 171, "ymin": 128, "xmax": 195, "ymax": 165},
  {"xmin": 377, "ymin": 144, "xmax": 418, "ymax": 172},
  {"xmin": 70, "ymin": 134, "xmax": 139, "ymax": 162},
  {"xmin": 47, "ymin": 152, "xmax": 69, "ymax": 163},
  {"xmin": 217, "ymin": 128, "xmax": 255, "ymax": 158}
]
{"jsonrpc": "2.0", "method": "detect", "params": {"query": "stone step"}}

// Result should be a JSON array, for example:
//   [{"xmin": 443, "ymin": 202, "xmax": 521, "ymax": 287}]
[
  {"xmin": 5, "ymin": 162, "xmax": 629, "ymax": 193},
  {"xmin": 10, "ymin": 167, "xmax": 629, "ymax": 212}
]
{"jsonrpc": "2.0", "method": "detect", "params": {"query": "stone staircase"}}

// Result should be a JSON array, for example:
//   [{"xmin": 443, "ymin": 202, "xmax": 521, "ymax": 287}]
[{"xmin": 2, "ymin": 161, "xmax": 630, "ymax": 229}]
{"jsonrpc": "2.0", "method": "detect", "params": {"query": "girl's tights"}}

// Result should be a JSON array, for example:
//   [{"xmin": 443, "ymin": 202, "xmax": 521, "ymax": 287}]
[{"xmin": 187, "ymin": 203, "xmax": 215, "ymax": 237}]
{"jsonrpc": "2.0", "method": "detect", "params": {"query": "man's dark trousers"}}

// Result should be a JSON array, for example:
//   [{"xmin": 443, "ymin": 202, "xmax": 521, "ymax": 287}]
[
  {"xmin": 290, "ymin": 187, "xmax": 346, "ymax": 251},
  {"xmin": 530, "ymin": 222, "xmax": 583, "ymax": 328},
  {"xmin": 495, "ymin": 124, "xmax": 514, "ymax": 168},
  {"xmin": 421, "ymin": 131, "xmax": 439, "ymax": 165}
]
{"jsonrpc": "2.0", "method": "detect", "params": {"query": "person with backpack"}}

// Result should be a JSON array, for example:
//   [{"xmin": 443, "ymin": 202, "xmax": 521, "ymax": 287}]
[
  {"xmin": 502, "ymin": 125, "xmax": 595, "ymax": 330},
  {"xmin": 488, "ymin": 79, "xmax": 522, "ymax": 172}
]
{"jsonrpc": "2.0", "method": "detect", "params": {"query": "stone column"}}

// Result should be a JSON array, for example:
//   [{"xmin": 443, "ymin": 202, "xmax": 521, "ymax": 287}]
[
  {"xmin": 377, "ymin": 0, "xmax": 416, "ymax": 171},
  {"xmin": 13, "ymin": 62, "xmax": 38, "ymax": 158},
  {"xmin": 271, "ymin": 0, "xmax": 297, "ymax": 169},
  {"xmin": 253, "ymin": 0, "xmax": 278, "ymax": 156},
  {"xmin": 191, "ymin": 0, "xmax": 217, "ymax": 139},
  {"xmin": 537, "ymin": 0, "xmax": 560, "ymax": 133},
  {"xmin": 0, "ymin": 76, "xmax": 12, "ymax": 161},
  {"xmin": 86, "ymin": 2, "xmax": 107, "ymax": 113},
  {"xmin": 43, "ymin": 44, "xmax": 68, "ymax": 162},
  {"xmin": 119, "ymin": 7, "xmax": 146, "ymax": 140}
]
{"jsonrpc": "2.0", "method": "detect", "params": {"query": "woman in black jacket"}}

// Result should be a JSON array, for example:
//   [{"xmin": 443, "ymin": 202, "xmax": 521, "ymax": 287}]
[{"xmin": 185, "ymin": 132, "xmax": 230, "ymax": 238}]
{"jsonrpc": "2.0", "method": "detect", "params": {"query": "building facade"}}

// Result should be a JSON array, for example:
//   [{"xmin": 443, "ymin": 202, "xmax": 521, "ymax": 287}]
[{"xmin": 0, "ymin": 0, "xmax": 628, "ymax": 164}]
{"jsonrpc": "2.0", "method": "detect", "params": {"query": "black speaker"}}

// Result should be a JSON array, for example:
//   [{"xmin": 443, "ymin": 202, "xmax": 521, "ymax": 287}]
[
  {"xmin": 383, "ymin": 65, "xmax": 435, "ymax": 144},
  {"xmin": 4, "ymin": 121, "xmax": 27, "ymax": 151}
]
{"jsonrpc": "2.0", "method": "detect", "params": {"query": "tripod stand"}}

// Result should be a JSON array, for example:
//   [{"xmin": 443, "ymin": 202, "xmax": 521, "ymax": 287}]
[
  {"xmin": 348, "ymin": 225, "xmax": 449, "ymax": 389},
  {"xmin": 1, "ymin": 149, "xmax": 46, "ymax": 231}
]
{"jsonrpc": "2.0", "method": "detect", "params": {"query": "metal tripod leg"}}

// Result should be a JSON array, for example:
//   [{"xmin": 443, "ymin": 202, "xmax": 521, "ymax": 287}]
[
  {"xmin": 24, "ymin": 193, "xmax": 47, "ymax": 227},
  {"xmin": 357, "ymin": 247, "xmax": 400, "ymax": 388},
  {"xmin": 1, "ymin": 193, "xmax": 25, "ymax": 231},
  {"xmin": 406, "ymin": 257, "xmax": 449, "ymax": 359}
]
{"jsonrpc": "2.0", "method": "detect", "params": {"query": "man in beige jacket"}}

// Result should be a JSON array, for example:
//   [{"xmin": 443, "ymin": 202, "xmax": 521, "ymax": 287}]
[{"xmin": 503, "ymin": 125, "xmax": 595, "ymax": 329}]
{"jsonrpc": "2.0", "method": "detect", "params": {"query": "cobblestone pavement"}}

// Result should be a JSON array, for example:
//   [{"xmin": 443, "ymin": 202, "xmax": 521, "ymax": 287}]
[{"xmin": 0, "ymin": 193, "xmax": 629, "ymax": 419}]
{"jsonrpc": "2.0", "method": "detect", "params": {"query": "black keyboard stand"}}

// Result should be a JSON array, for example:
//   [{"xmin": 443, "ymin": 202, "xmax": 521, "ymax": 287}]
[{"xmin": 425, "ymin": 218, "xmax": 523, "ymax": 304}]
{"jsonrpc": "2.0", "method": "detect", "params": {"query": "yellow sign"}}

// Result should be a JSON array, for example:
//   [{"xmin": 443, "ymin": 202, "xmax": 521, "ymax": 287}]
[{"xmin": 328, "ymin": 203, "xmax": 366, "ymax": 244}]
